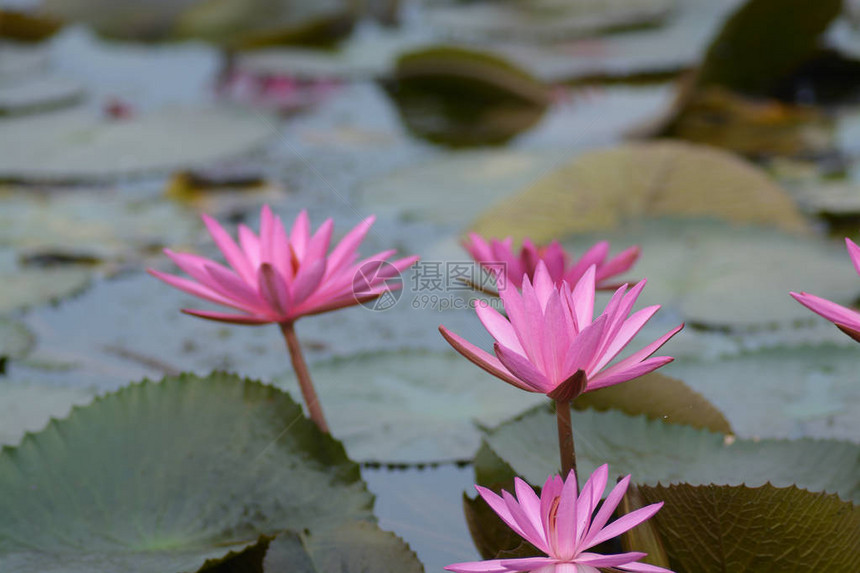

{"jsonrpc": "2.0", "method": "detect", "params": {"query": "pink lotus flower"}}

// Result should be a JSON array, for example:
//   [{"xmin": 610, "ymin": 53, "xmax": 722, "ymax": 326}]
[
  {"xmin": 439, "ymin": 262, "xmax": 682, "ymax": 399},
  {"xmin": 446, "ymin": 465, "xmax": 673, "ymax": 573},
  {"xmin": 149, "ymin": 205, "xmax": 419, "ymax": 325},
  {"xmin": 464, "ymin": 233, "xmax": 639, "ymax": 291},
  {"xmin": 791, "ymin": 238, "xmax": 860, "ymax": 343}
]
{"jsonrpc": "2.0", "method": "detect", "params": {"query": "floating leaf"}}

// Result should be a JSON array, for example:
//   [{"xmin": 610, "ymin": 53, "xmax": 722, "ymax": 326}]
[
  {"xmin": 0, "ymin": 106, "xmax": 276, "ymax": 183},
  {"xmin": 41, "ymin": 0, "xmax": 200, "ymax": 40},
  {"xmin": 668, "ymin": 344, "xmax": 860, "ymax": 443},
  {"xmin": 385, "ymin": 46, "xmax": 551, "ymax": 147},
  {"xmin": 0, "ymin": 320, "xmax": 35, "ymax": 362},
  {"xmin": 695, "ymin": 0, "xmax": 842, "ymax": 96},
  {"xmin": 479, "ymin": 406, "xmax": 860, "ymax": 502},
  {"xmin": 0, "ymin": 191, "xmax": 200, "ymax": 262},
  {"xmin": 638, "ymin": 484, "xmax": 860, "ymax": 572},
  {"xmin": 0, "ymin": 383, "xmax": 95, "ymax": 447},
  {"xmin": 471, "ymin": 141, "xmax": 809, "ymax": 242},
  {"xmin": 562, "ymin": 218, "xmax": 858, "ymax": 328},
  {"xmin": 0, "ymin": 249, "xmax": 91, "ymax": 314},
  {"xmin": 573, "ymin": 371, "xmax": 732, "ymax": 434},
  {"xmin": 492, "ymin": 0, "xmax": 743, "ymax": 82},
  {"xmin": 658, "ymin": 86, "xmax": 833, "ymax": 157},
  {"xmin": 0, "ymin": 373, "xmax": 374, "ymax": 573},
  {"xmin": 262, "ymin": 522, "xmax": 424, "ymax": 573},
  {"xmin": 0, "ymin": 10, "xmax": 63, "ymax": 42},
  {"xmin": 425, "ymin": 0, "xmax": 676, "ymax": 42},
  {"xmin": 0, "ymin": 74, "xmax": 84, "ymax": 116},
  {"xmin": 277, "ymin": 350, "xmax": 546, "ymax": 463},
  {"xmin": 173, "ymin": 0, "xmax": 353, "ymax": 48},
  {"xmin": 359, "ymin": 149, "xmax": 571, "ymax": 226}
]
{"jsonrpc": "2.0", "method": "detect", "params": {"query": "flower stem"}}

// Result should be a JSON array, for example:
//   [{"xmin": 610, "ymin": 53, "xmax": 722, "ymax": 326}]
[
  {"xmin": 279, "ymin": 321, "xmax": 330, "ymax": 434},
  {"xmin": 555, "ymin": 399, "xmax": 576, "ymax": 478}
]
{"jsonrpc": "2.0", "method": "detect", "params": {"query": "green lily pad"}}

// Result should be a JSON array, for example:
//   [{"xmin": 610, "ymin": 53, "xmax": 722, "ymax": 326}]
[
  {"xmin": 562, "ymin": 219, "xmax": 858, "ymax": 328},
  {"xmin": 385, "ymin": 46, "xmax": 551, "ymax": 147},
  {"xmin": 0, "ymin": 372, "xmax": 374, "ymax": 573},
  {"xmin": 479, "ymin": 406, "xmax": 860, "ymax": 502},
  {"xmin": 425, "ymin": 0, "xmax": 676, "ymax": 42},
  {"xmin": 471, "ymin": 141, "xmax": 810, "ymax": 243},
  {"xmin": 637, "ymin": 484, "xmax": 860, "ymax": 572},
  {"xmin": 0, "ymin": 106, "xmax": 276, "ymax": 183},
  {"xmin": 0, "ymin": 383, "xmax": 96, "ymax": 447},
  {"xmin": 0, "ymin": 249, "xmax": 91, "ymax": 314},
  {"xmin": 0, "ymin": 320, "xmax": 35, "ymax": 361},
  {"xmin": 262, "ymin": 522, "xmax": 424, "ymax": 573},
  {"xmin": 277, "ymin": 350, "xmax": 546, "ymax": 463},
  {"xmin": 667, "ymin": 344, "xmax": 860, "ymax": 442},
  {"xmin": 0, "ymin": 191, "xmax": 200, "ymax": 262}
]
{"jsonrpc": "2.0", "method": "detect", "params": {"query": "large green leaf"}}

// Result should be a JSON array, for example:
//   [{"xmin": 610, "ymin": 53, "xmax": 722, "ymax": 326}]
[
  {"xmin": 562, "ymin": 219, "xmax": 858, "ymax": 328},
  {"xmin": 0, "ymin": 106, "xmax": 276, "ymax": 183},
  {"xmin": 638, "ymin": 484, "xmax": 860, "ymax": 572},
  {"xmin": 0, "ymin": 373, "xmax": 374, "ymax": 573},
  {"xmin": 277, "ymin": 350, "xmax": 546, "ymax": 463},
  {"xmin": 667, "ymin": 344, "xmax": 860, "ymax": 443},
  {"xmin": 261, "ymin": 522, "xmax": 424, "ymax": 573},
  {"xmin": 479, "ymin": 406, "xmax": 860, "ymax": 502},
  {"xmin": 470, "ymin": 141, "xmax": 809, "ymax": 243}
]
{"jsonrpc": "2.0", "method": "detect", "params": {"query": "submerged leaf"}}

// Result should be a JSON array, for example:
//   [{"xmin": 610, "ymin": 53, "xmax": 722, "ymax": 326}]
[
  {"xmin": 479, "ymin": 406, "xmax": 860, "ymax": 502},
  {"xmin": 0, "ymin": 373, "xmax": 374, "ymax": 573},
  {"xmin": 638, "ymin": 483, "xmax": 860, "ymax": 572},
  {"xmin": 471, "ymin": 141, "xmax": 809, "ymax": 242}
]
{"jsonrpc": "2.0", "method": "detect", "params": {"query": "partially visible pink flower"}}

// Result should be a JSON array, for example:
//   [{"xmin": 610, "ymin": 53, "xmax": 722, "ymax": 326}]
[
  {"xmin": 439, "ymin": 262, "xmax": 682, "ymax": 399},
  {"xmin": 446, "ymin": 465, "xmax": 673, "ymax": 573},
  {"xmin": 791, "ymin": 238, "xmax": 860, "ymax": 343},
  {"xmin": 149, "ymin": 205, "xmax": 418, "ymax": 325},
  {"xmin": 463, "ymin": 233, "xmax": 639, "ymax": 291}
]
